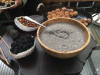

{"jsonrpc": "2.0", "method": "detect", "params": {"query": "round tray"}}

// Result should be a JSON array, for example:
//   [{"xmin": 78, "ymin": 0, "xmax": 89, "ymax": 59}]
[{"xmin": 39, "ymin": 6, "xmax": 92, "ymax": 26}]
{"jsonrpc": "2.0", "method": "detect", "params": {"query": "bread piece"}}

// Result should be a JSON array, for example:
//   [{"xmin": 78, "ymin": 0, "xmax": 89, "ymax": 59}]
[
  {"xmin": 73, "ymin": 11, "xmax": 78, "ymax": 16},
  {"xmin": 80, "ymin": 19, "xmax": 86, "ymax": 23}
]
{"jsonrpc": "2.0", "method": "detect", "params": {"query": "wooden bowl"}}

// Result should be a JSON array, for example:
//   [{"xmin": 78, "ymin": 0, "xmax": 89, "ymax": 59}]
[{"xmin": 37, "ymin": 18, "xmax": 91, "ymax": 59}]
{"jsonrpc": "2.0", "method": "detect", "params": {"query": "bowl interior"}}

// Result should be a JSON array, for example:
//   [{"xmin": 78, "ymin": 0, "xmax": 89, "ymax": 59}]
[
  {"xmin": 15, "ymin": 17, "xmax": 38, "ymax": 28},
  {"xmin": 14, "ymin": 16, "xmax": 38, "ymax": 32}
]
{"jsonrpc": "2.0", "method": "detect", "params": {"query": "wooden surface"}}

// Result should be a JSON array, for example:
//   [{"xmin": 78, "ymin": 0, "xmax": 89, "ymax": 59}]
[
  {"xmin": 42, "ymin": 0, "xmax": 99, "ymax": 7},
  {"xmin": 42, "ymin": 0, "xmax": 100, "ymax": 3},
  {"xmin": 0, "ymin": 15, "xmax": 97, "ymax": 75},
  {"xmin": 37, "ymin": 18, "xmax": 91, "ymax": 59}
]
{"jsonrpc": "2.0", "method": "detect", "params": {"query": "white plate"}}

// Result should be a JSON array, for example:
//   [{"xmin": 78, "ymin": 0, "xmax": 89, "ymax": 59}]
[
  {"xmin": 92, "ymin": 13, "xmax": 100, "ymax": 26},
  {"xmin": 0, "ymin": 1, "xmax": 15, "ymax": 10}
]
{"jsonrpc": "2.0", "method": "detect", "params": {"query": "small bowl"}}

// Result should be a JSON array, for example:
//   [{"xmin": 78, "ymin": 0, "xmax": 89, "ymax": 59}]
[
  {"xmin": 14, "ymin": 16, "xmax": 38, "ymax": 32},
  {"xmin": 9, "ymin": 39, "xmax": 36, "ymax": 59}
]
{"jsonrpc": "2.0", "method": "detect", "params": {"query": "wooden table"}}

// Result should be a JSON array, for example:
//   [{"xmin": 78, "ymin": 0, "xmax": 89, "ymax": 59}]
[
  {"xmin": 42, "ymin": 0, "xmax": 100, "ymax": 2},
  {"xmin": 42, "ymin": 0, "xmax": 100, "ymax": 7},
  {"xmin": 0, "ymin": 15, "xmax": 97, "ymax": 75}
]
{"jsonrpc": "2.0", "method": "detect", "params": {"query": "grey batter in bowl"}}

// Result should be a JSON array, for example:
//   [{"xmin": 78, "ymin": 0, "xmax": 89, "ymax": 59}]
[{"xmin": 40, "ymin": 22, "xmax": 86, "ymax": 52}]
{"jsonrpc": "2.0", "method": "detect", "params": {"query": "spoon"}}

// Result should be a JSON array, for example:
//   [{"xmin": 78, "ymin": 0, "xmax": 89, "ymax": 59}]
[{"xmin": 24, "ymin": 16, "xmax": 69, "ymax": 39}]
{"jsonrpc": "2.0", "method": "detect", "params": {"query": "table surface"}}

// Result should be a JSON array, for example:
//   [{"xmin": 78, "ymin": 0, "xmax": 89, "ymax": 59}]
[
  {"xmin": 86, "ymin": 23, "xmax": 100, "ymax": 75},
  {"xmin": 0, "ymin": 15, "xmax": 97, "ymax": 75},
  {"xmin": 42, "ymin": 0, "xmax": 100, "ymax": 2}
]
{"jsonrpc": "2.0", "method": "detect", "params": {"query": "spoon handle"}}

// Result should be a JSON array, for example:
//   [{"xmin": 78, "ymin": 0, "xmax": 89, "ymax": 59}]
[
  {"xmin": 24, "ymin": 16, "xmax": 68, "ymax": 39},
  {"xmin": 24, "ymin": 16, "xmax": 47, "ymax": 28}
]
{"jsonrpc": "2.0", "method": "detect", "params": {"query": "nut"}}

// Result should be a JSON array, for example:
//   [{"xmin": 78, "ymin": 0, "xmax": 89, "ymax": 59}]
[{"xmin": 18, "ymin": 17, "xmax": 39, "ymax": 27}]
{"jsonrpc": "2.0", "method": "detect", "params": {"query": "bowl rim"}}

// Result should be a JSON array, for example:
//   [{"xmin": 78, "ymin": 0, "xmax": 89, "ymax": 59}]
[
  {"xmin": 14, "ymin": 16, "xmax": 38, "ymax": 28},
  {"xmin": 37, "ymin": 17, "xmax": 91, "ymax": 54}
]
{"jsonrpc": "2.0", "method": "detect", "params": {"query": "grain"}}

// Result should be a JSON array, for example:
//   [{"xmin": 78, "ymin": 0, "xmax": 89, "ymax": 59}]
[{"xmin": 40, "ymin": 22, "xmax": 86, "ymax": 52}]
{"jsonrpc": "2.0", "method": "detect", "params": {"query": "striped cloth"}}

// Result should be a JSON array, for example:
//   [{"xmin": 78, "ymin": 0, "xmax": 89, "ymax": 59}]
[{"xmin": 0, "ymin": 60, "xmax": 14, "ymax": 75}]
